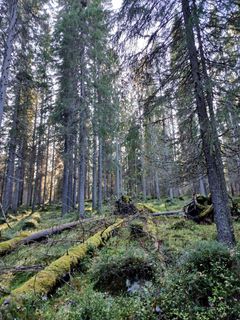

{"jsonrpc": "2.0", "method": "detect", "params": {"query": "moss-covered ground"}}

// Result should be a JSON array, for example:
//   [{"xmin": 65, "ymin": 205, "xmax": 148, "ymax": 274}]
[{"xmin": 1, "ymin": 198, "xmax": 240, "ymax": 319}]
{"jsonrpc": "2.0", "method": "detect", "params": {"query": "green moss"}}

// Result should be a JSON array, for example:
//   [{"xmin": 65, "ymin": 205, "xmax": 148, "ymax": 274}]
[
  {"xmin": 21, "ymin": 213, "xmax": 41, "ymax": 230},
  {"xmin": 0, "ymin": 211, "xmax": 32, "ymax": 232},
  {"xmin": 22, "ymin": 219, "xmax": 39, "ymax": 230},
  {"xmin": 31, "ymin": 213, "xmax": 41, "ymax": 223},
  {"xmin": 0, "ymin": 231, "xmax": 31, "ymax": 255},
  {"xmin": 5, "ymin": 219, "xmax": 124, "ymax": 303}
]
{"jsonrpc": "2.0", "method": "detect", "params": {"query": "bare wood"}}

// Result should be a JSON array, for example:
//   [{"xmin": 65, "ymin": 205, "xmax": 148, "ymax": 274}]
[
  {"xmin": 152, "ymin": 211, "xmax": 184, "ymax": 216},
  {"xmin": 0, "ymin": 265, "xmax": 43, "ymax": 275}
]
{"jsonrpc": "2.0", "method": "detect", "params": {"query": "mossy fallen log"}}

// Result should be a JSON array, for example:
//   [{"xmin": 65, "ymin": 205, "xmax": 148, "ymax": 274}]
[
  {"xmin": 137, "ymin": 203, "xmax": 157, "ymax": 213},
  {"xmin": 0, "ymin": 232, "xmax": 31, "ymax": 255},
  {"xmin": 0, "ymin": 211, "xmax": 32, "ymax": 232},
  {"xmin": 0, "ymin": 216, "xmax": 107, "ymax": 256},
  {"xmin": 137, "ymin": 203, "xmax": 184, "ymax": 216},
  {"xmin": 3, "ymin": 219, "xmax": 124, "ymax": 304}
]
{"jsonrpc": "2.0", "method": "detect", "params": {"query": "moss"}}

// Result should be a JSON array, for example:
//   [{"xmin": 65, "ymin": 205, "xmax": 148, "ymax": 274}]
[
  {"xmin": 0, "ymin": 211, "xmax": 32, "ymax": 232},
  {"xmin": 138, "ymin": 203, "xmax": 158, "ymax": 213},
  {"xmin": 146, "ymin": 217, "xmax": 158, "ymax": 239},
  {"xmin": 129, "ymin": 220, "xmax": 146, "ymax": 238},
  {"xmin": 7, "ymin": 215, "xmax": 18, "ymax": 222},
  {"xmin": 22, "ymin": 214, "xmax": 41, "ymax": 230},
  {"xmin": 0, "ymin": 231, "xmax": 31, "ymax": 255},
  {"xmin": 22, "ymin": 219, "xmax": 39, "ymax": 230},
  {"xmin": 31, "ymin": 213, "xmax": 41, "ymax": 223},
  {"xmin": 5, "ymin": 219, "xmax": 124, "ymax": 303}
]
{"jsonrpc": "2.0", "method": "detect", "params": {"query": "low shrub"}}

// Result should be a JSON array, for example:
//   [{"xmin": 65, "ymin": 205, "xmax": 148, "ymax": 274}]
[
  {"xmin": 36, "ymin": 286, "xmax": 157, "ymax": 320},
  {"xmin": 169, "ymin": 219, "xmax": 195, "ymax": 230},
  {"xmin": 159, "ymin": 241, "xmax": 240, "ymax": 320},
  {"xmin": 91, "ymin": 248, "xmax": 155, "ymax": 295},
  {"xmin": 129, "ymin": 220, "xmax": 146, "ymax": 238}
]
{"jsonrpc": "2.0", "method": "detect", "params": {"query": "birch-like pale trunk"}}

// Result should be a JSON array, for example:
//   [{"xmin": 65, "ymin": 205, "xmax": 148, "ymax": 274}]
[{"xmin": 0, "ymin": 0, "xmax": 18, "ymax": 127}]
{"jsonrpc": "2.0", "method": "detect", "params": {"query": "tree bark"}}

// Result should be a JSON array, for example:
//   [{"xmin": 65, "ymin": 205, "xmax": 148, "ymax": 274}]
[
  {"xmin": 97, "ymin": 137, "xmax": 103, "ymax": 213},
  {"xmin": 181, "ymin": 0, "xmax": 235, "ymax": 247},
  {"xmin": 92, "ymin": 127, "xmax": 98, "ymax": 210},
  {"xmin": 78, "ymin": 113, "xmax": 87, "ymax": 217},
  {"xmin": 0, "ymin": 0, "xmax": 18, "ymax": 127}
]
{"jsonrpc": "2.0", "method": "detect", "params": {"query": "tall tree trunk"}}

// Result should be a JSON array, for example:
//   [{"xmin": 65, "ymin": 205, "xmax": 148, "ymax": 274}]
[
  {"xmin": 155, "ymin": 171, "xmax": 160, "ymax": 200},
  {"xmin": 92, "ymin": 131, "xmax": 97, "ymax": 210},
  {"xmin": 43, "ymin": 125, "xmax": 50, "ymax": 205},
  {"xmin": 78, "ymin": 115, "xmax": 87, "ymax": 217},
  {"xmin": 12, "ymin": 141, "xmax": 25, "ymax": 212},
  {"xmin": 62, "ymin": 136, "xmax": 70, "ymax": 215},
  {"xmin": 27, "ymin": 103, "xmax": 38, "ymax": 206},
  {"xmin": 72, "ymin": 144, "xmax": 78, "ymax": 210},
  {"xmin": 0, "ymin": 0, "xmax": 18, "ymax": 127},
  {"xmin": 49, "ymin": 136, "xmax": 55, "ymax": 205},
  {"xmin": 32, "ymin": 101, "xmax": 44, "ymax": 212},
  {"xmin": 115, "ymin": 138, "xmax": 121, "ymax": 199},
  {"xmin": 2, "ymin": 88, "xmax": 20, "ymax": 213},
  {"xmin": 181, "ymin": 0, "xmax": 235, "ymax": 247},
  {"xmin": 97, "ymin": 137, "xmax": 103, "ymax": 213}
]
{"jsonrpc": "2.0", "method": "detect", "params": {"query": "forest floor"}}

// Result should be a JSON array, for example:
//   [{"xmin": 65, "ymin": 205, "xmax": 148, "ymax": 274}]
[{"xmin": 1, "ymin": 197, "xmax": 240, "ymax": 320}]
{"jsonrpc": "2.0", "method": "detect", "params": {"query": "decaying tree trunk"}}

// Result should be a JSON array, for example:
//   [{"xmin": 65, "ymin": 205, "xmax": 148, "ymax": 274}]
[
  {"xmin": 114, "ymin": 195, "xmax": 138, "ymax": 216},
  {"xmin": 0, "ymin": 216, "xmax": 107, "ymax": 256},
  {"xmin": 3, "ymin": 219, "xmax": 124, "ymax": 305}
]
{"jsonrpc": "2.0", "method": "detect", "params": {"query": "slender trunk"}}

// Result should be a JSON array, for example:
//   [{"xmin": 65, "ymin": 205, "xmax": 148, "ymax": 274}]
[
  {"xmin": 78, "ymin": 116, "xmax": 87, "ymax": 217},
  {"xmin": 62, "ymin": 136, "xmax": 70, "ymax": 215},
  {"xmin": 155, "ymin": 172, "xmax": 160, "ymax": 200},
  {"xmin": 2, "ymin": 88, "xmax": 20, "ymax": 213},
  {"xmin": 32, "ymin": 102, "xmax": 44, "ymax": 212},
  {"xmin": 92, "ymin": 132, "xmax": 97, "ymax": 209},
  {"xmin": 12, "ymin": 141, "xmax": 25, "ymax": 212},
  {"xmin": 72, "ymin": 145, "xmax": 78, "ymax": 210},
  {"xmin": 49, "ymin": 137, "xmax": 55, "ymax": 205},
  {"xmin": 43, "ymin": 125, "xmax": 50, "ymax": 205},
  {"xmin": 97, "ymin": 137, "xmax": 103, "ymax": 213},
  {"xmin": 0, "ymin": 0, "xmax": 18, "ymax": 127},
  {"xmin": 27, "ymin": 103, "xmax": 38, "ymax": 206},
  {"xmin": 115, "ymin": 139, "xmax": 121, "ymax": 199},
  {"xmin": 181, "ymin": 0, "xmax": 235, "ymax": 246}
]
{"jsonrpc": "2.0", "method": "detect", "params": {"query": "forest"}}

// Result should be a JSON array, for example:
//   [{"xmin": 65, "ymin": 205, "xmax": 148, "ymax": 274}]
[{"xmin": 0, "ymin": 0, "xmax": 240, "ymax": 319}]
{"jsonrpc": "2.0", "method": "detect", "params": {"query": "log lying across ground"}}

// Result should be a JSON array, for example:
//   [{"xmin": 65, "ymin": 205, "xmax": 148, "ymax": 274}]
[
  {"xmin": 137, "ymin": 203, "xmax": 184, "ymax": 217},
  {"xmin": 0, "ymin": 216, "xmax": 107, "ymax": 256},
  {"xmin": 3, "ymin": 219, "xmax": 124, "ymax": 304},
  {"xmin": 152, "ymin": 210, "xmax": 184, "ymax": 217},
  {"xmin": 0, "ymin": 211, "xmax": 32, "ymax": 232}
]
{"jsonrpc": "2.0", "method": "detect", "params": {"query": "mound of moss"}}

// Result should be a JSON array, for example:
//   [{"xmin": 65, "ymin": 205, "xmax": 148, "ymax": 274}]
[
  {"xmin": 159, "ymin": 241, "xmax": 240, "ymax": 320},
  {"xmin": 129, "ymin": 220, "xmax": 146, "ymax": 238},
  {"xmin": 92, "ymin": 249, "xmax": 155, "ymax": 295},
  {"xmin": 22, "ymin": 213, "xmax": 41, "ymax": 230}
]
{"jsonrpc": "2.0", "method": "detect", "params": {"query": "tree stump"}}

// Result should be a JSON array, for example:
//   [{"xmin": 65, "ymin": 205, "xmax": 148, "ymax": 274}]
[{"xmin": 114, "ymin": 195, "xmax": 138, "ymax": 216}]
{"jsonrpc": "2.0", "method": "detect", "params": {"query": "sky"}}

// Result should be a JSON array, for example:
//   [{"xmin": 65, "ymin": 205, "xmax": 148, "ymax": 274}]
[{"xmin": 112, "ymin": 0, "xmax": 122, "ymax": 10}]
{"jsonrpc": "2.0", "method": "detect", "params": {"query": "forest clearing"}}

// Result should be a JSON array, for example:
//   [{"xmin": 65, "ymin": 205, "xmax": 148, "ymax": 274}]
[{"xmin": 0, "ymin": 0, "xmax": 240, "ymax": 319}]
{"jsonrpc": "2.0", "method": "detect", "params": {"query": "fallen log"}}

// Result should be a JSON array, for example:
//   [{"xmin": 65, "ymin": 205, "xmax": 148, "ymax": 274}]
[
  {"xmin": 3, "ymin": 219, "xmax": 124, "ymax": 304},
  {"xmin": 152, "ymin": 211, "xmax": 184, "ymax": 217},
  {"xmin": 0, "ymin": 211, "xmax": 32, "ymax": 232},
  {"xmin": 0, "ymin": 216, "xmax": 107, "ymax": 256},
  {"xmin": 0, "ymin": 265, "xmax": 43, "ymax": 275}
]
